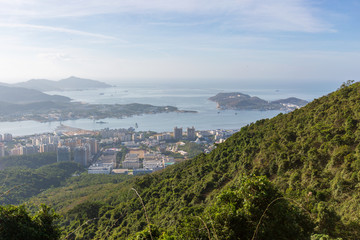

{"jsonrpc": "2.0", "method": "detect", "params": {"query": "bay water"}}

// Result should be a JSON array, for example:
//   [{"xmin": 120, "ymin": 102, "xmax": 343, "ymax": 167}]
[{"xmin": 0, "ymin": 83, "xmax": 336, "ymax": 136}]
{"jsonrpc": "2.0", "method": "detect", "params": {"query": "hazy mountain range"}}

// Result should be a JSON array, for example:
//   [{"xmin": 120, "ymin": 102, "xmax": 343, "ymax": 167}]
[
  {"xmin": 0, "ymin": 76, "xmax": 112, "ymax": 92},
  {"xmin": 0, "ymin": 86, "xmax": 70, "ymax": 104}
]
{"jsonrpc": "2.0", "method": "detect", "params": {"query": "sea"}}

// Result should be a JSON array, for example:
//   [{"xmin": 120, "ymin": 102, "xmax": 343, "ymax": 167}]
[{"xmin": 0, "ymin": 81, "xmax": 340, "ymax": 137}]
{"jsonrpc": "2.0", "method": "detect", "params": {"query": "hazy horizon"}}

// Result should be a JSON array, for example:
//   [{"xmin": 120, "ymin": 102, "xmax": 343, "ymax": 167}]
[{"xmin": 0, "ymin": 76, "xmax": 345, "ymax": 94}]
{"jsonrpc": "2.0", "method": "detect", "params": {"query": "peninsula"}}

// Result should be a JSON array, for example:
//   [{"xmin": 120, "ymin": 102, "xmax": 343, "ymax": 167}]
[
  {"xmin": 0, "ymin": 85, "xmax": 196, "ymax": 122},
  {"xmin": 209, "ymin": 92, "xmax": 308, "ymax": 111}
]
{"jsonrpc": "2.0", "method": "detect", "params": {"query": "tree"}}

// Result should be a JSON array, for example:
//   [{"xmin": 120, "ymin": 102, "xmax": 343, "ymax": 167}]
[
  {"xmin": 180, "ymin": 175, "xmax": 314, "ymax": 240},
  {"xmin": 0, "ymin": 204, "xmax": 60, "ymax": 240}
]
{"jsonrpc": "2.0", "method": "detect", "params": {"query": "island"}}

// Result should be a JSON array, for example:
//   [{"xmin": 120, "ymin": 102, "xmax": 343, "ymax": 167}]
[
  {"xmin": 0, "ymin": 85, "xmax": 196, "ymax": 122},
  {"xmin": 2, "ymin": 76, "xmax": 112, "ymax": 92},
  {"xmin": 209, "ymin": 92, "xmax": 308, "ymax": 111}
]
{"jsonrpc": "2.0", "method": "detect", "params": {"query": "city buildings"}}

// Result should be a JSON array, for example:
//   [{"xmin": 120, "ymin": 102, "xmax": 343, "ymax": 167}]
[
  {"xmin": 122, "ymin": 153, "xmax": 141, "ymax": 169},
  {"xmin": 0, "ymin": 126, "xmax": 239, "ymax": 176},
  {"xmin": 11, "ymin": 146, "xmax": 23, "ymax": 156},
  {"xmin": 88, "ymin": 163, "xmax": 112, "ymax": 174},
  {"xmin": 3, "ymin": 133, "xmax": 12, "ymax": 142},
  {"xmin": 39, "ymin": 144, "xmax": 57, "ymax": 153}
]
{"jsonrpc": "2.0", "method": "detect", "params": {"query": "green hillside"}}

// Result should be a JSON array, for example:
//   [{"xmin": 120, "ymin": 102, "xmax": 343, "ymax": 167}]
[
  {"xmin": 0, "ymin": 161, "xmax": 85, "ymax": 205},
  {"xmin": 30, "ymin": 81, "xmax": 360, "ymax": 239}
]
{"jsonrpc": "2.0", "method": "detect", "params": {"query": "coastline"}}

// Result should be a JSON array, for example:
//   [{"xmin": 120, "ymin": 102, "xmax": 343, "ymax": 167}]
[{"xmin": 0, "ymin": 103, "xmax": 196, "ymax": 123}]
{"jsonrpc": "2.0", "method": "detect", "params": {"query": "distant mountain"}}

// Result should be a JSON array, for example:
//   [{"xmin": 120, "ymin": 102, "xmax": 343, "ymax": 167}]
[
  {"xmin": 13, "ymin": 76, "xmax": 112, "ymax": 92},
  {"xmin": 209, "ymin": 92, "xmax": 308, "ymax": 111},
  {"xmin": 0, "ymin": 86, "xmax": 70, "ymax": 104},
  {"xmin": 14, "ymin": 79, "xmax": 63, "ymax": 92},
  {"xmin": 271, "ymin": 97, "xmax": 308, "ymax": 106},
  {"xmin": 0, "ymin": 82, "xmax": 10, "ymax": 87}
]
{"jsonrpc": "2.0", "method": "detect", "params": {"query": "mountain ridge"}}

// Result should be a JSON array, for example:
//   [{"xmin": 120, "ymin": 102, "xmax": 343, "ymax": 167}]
[
  {"xmin": 8, "ymin": 76, "xmax": 112, "ymax": 92},
  {"xmin": 0, "ymin": 85, "xmax": 70, "ymax": 104}
]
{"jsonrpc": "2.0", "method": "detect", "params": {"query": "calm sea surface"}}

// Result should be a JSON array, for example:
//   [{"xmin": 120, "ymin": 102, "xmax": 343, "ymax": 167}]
[{"xmin": 0, "ymin": 84, "xmax": 335, "ymax": 136}]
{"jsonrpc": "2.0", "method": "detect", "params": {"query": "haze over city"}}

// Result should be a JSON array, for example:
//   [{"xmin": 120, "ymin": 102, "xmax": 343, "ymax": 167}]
[{"xmin": 0, "ymin": 0, "xmax": 358, "ymax": 86}]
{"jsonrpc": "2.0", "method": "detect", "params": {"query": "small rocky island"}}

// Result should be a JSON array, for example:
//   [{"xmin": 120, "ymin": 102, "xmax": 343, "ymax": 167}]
[{"xmin": 209, "ymin": 92, "xmax": 308, "ymax": 111}]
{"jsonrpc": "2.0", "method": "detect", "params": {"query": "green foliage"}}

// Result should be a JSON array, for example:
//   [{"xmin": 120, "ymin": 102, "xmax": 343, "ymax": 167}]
[
  {"xmin": 0, "ymin": 152, "xmax": 57, "ymax": 170},
  {"xmin": 0, "ymin": 162, "xmax": 84, "ymax": 205},
  {"xmin": 179, "ymin": 175, "xmax": 313, "ymax": 240},
  {"xmin": 0, "ymin": 204, "xmax": 60, "ymax": 240},
  {"xmin": 178, "ymin": 142, "xmax": 205, "ymax": 158},
  {"xmin": 26, "ymin": 81, "xmax": 360, "ymax": 239},
  {"xmin": 311, "ymin": 234, "xmax": 343, "ymax": 240}
]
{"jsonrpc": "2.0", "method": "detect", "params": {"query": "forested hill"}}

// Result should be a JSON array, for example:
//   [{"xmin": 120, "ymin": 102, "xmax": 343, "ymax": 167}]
[{"xmin": 34, "ymin": 81, "xmax": 360, "ymax": 239}]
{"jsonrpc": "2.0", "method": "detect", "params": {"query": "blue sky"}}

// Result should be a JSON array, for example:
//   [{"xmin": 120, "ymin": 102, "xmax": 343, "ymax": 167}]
[{"xmin": 0, "ymin": 0, "xmax": 359, "ymax": 85}]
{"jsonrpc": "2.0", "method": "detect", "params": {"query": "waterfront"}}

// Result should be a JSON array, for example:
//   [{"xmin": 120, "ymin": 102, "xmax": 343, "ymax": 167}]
[{"xmin": 0, "ymin": 84, "xmax": 335, "ymax": 136}]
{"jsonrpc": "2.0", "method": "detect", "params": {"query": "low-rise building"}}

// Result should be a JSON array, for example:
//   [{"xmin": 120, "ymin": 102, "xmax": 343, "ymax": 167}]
[
  {"xmin": 143, "ymin": 160, "xmax": 164, "ymax": 169},
  {"xmin": 123, "ymin": 153, "xmax": 141, "ymax": 169},
  {"xmin": 88, "ymin": 163, "xmax": 112, "ymax": 174}
]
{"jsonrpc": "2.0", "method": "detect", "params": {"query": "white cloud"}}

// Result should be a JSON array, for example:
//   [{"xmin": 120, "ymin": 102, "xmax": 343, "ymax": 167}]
[
  {"xmin": 234, "ymin": 0, "xmax": 333, "ymax": 32},
  {"xmin": 0, "ymin": 0, "xmax": 333, "ymax": 33},
  {"xmin": 37, "ymin": 52, "xmax": 73, "ymax": 61},
  {"xmin": 0, "ymin": 23, "xmax": 117, "ymax": 40},
  {"xmin": 0, "ymin": 0, "xmax": 348, "ymax": 84}
]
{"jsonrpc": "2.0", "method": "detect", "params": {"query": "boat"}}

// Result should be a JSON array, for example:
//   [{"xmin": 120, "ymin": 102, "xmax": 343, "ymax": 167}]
[{"xmin": 96, "ymin": 121, "xmax": 108, "ymax": 124}]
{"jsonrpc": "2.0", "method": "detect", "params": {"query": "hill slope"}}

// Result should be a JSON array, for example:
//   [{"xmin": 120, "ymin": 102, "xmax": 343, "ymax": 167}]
[
  {"xmin": 209, "ymin": 92, "xmax": 308, "ymax": 111},
  {"xmin": 0, "ymin": 86, "xmax": 70, "ymax": 104},
  {"xmin": 31, "ymin": 81, "xmax": 360, "ymax": 239}
]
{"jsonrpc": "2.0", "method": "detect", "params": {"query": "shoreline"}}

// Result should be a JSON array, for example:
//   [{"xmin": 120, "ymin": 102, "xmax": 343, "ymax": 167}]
[{"xmin": 0, "ymin": 109, "xmax": 198, "ymax": 123}]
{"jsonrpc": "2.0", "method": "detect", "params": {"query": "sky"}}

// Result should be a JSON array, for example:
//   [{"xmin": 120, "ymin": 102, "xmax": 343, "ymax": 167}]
[{"xmin": 0, "ymin": 0, "xmax": 359, "ymax": 86}]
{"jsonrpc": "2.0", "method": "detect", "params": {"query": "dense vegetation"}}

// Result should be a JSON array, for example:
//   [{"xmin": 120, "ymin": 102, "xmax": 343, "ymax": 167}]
[
  {"xmin": 0, "ymin": 204, "xmax": 60, "ymax": 240},
  {"xmin": 178, "ymin": 142, "xmax": 205, "ymax": 158},
  {"xmin": 0, "ymin": 153, "xmax": 84, "ymax": 205},
  {"xmin": 0, "ymin": 100, "xmax": 181, "ymax": 122},
  {"xmin": 0, "ymin": 152, "xmax": 57, "ymax": 170},
  {"xmin": 4, "ymin": 81, "xmax": 360, "ymax": 239},
  {"xmin": 209, "ymin": 92, "xmax": 308, "ymax": 110},
  {"xmin": 0, "ymin": 161, "xmax": 84, "ymax": 205}
]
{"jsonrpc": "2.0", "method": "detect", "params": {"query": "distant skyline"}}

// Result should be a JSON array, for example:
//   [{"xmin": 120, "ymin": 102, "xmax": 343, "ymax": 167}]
[{"xmin": 0, "ymin": 0, "xmax": 359, "ymax": 85}]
